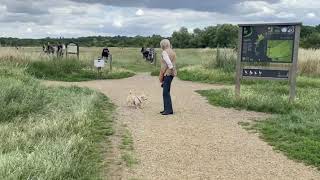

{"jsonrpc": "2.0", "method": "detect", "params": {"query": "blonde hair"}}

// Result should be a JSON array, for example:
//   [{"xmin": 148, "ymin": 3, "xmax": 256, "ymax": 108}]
[{"xmin": 160, "ymin": 39, "xmax": 171, "ymax": 50}]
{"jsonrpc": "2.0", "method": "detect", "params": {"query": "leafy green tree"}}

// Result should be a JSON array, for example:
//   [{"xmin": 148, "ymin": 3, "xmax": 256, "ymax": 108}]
[
  {"xmin": 171, "ymin": 27, "xmax": 192, "ymax": 48},
  {"xmin": 215, "ymin": 24, "xmax": 238, "ymax": 48},
  {"xmin": 301, "ymin": 33, "xmax": 320, "ymax": 49}
]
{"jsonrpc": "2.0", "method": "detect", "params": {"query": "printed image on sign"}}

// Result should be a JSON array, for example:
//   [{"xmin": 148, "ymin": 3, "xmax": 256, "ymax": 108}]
[
  {"xmin": 242, "ymin": 69, "xmax": 289, "ymax": 79},
  {"xmin": 67, "ymin": 43, "xmax": 78, "ymax": 54},
  {"xmin": 94, "ymin": 59, "xmax": 105, "ymax": 68},
  {"xmin": 241, "ymin": 25, "xmax": 295, "ymax": 63}
]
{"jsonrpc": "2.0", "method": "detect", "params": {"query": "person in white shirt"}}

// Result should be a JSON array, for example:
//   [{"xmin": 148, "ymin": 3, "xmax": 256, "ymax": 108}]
[{"xmin": 159, "ymin": 39, "xmax": 177, "ymax": 115}]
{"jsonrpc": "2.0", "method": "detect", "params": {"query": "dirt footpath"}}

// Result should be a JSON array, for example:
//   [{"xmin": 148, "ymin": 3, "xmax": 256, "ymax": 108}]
[{"xmin": 46, "ymin": 73, "xmax": 320, "ymax": 180}]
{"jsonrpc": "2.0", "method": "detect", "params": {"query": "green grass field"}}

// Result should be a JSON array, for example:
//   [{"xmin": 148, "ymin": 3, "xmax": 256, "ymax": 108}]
[
  {"xmin": 0, "ymin": 67, "xmax": 115, "ymax": 179},
  {"xmin": 267, "ymin": 40, "xmax": 293, "ymax": 62}
]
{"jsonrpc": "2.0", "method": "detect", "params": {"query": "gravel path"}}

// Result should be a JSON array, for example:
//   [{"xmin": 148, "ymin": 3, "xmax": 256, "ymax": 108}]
[{"xmin": 46, "ymin": 73, "xmax": 320, "ymax": 180}]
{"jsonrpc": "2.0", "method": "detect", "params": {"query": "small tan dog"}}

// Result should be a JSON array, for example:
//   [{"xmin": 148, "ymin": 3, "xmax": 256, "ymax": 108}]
[{"xmin": 126, "ymin": 90, "xmax": 148, "ymax": 109}]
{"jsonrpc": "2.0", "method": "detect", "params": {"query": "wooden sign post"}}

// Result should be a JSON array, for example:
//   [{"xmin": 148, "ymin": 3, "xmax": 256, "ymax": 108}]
[
  {"xmin": 109, "ymin": 54, "xmax": 113, "ymax": 72},
  {"xmin": 236, "ymin": 22, "xmax": 301, "ymax": 102},
  {"xmin": 66, "ymin": 42, "xmax": 79, "ymax": 59}
]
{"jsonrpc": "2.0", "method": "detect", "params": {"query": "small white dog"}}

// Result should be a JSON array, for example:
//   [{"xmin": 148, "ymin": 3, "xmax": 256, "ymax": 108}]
[{"xmin": 126, "ymin": 90, "xmax": 148, "ymax": 109}]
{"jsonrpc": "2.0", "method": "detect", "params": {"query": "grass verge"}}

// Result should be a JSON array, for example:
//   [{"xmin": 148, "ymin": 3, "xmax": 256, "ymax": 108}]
[
  {"xmin": 197, "ymin": 78, "xmax": 320, "ymax": 169},
  {"xmin": 178, "ymin": 65, "xmax": 234, "ymax": 84},
  {"xmin": 120, "ymin": 128, "xmax": 138, "ymax": 167},
  {"xmin": 0, "ymin": 67, "xmax": 115, "ymax": 179},
  {"xmin": 26, "ymin": 59, "xmax": 135, "ymax": 82}
]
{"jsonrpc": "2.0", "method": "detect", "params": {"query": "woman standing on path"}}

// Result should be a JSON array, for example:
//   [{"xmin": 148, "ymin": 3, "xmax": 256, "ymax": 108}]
[{"xmin": 159, "ymin": 39, "xmax": 177, "ymax": 115}]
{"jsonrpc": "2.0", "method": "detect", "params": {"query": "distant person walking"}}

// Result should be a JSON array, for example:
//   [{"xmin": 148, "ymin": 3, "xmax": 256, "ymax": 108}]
[
  {"xmin": 159, "ymin": 39, "xmax": 177, "ymax": 115},
  {"xmin": 101, "ymin": 47, "xmax": 110, "ymax": 61}
]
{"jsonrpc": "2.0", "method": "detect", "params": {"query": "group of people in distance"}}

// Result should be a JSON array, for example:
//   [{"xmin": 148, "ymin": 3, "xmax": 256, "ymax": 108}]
[
  {"xmin": 141, "ymin": 47, "xmax": 156, "ymax": 63},
  {"xmin": 42, "ymin": 42, "xmax": 64, "ymax": 57}
]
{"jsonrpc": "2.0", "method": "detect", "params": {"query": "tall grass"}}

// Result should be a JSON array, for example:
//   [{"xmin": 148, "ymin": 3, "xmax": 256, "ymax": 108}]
[
  {"xmin": 0, "ymin": 67, "xmax": 115, "ymax": 179},
  {"xmin": 178, "ymin": 65, "xmax": 234, "ymax": 84},
  {"xmin": 0, "ymin": 47, "xmax": 135, "ymax": 81},
  {"xmin": 26, "ymin": 59, "xmax": 134, "ymax": 81},
  {"xmin": 299, "ymin": 48, "xmax": 320, "ymax": 77}
]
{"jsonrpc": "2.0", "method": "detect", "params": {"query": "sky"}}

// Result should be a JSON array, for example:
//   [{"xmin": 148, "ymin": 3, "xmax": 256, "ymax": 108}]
[{"xmin": 0, "ymin": 0, "xmax": 319, "ymax": 38}]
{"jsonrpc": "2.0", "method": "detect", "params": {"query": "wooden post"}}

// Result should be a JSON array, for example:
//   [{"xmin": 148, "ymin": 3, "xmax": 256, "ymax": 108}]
[
  {"xmin": 289, "ymin": 25, "xmax": 301, "ymax": 102},
  {"xmin": 66, "ymin": 44, "xmax": 68, "ymax": 58},
  {"xmin": 109, "ymin": 54, "xmax": 113, "ymax": 72},
  {"xmin": 77, "ymin": 45, "xmax": 80, "ymax": 60},
  {"xmin": 154, "ymin": 51, "xmax": 157, "ymax": 68},
  {"xmin": 235, "ymin": 26, "xmax": 243, "ymax": 99},
  {"xmin": 216, "ymin": 44, "xmax": 220, "ymax": 66}
]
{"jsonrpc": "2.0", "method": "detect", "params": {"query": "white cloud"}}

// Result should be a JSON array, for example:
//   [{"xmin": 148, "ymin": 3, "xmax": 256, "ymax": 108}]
[
  {"xmin": 27, "ymin": 28, "xmax": 32, "ymax": 33},
  {"xmin": 276, "ymin": 12, "xmax": 296, "ymax": 19},
  {"xmin": 307, "ymin": 12, "xmax": 316, "ymax": 18},
  {"xmin": 0, "ymin": 0, "xmax": 320, "ymax": 38},
  {"xmin": 112, "ymin": 19, "xmax": 123, "ymax": 28},
  {"xmin": 136, "ymin": 9, "xmax": 144, "ymax": 16},
  {"xmin": 237, "ymin": 1, "xmax": 276, "ymax": 16}
]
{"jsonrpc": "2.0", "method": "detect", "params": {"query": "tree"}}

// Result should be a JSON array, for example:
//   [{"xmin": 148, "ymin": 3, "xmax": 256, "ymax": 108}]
[
  {"xmin": 202, "ymin": 26, "xmax": 217, "ymax": 48},
  {"xmin": 215, "ymin": 24, "xmax": 238, "ymax": 48},
  {"xmin": 301, "ymin": 32, "xmax": 320, "ymax": 49},
  {"xmin": 171, "ymin": 27, "xmax": 192, "ymax": 48},
  {"xmin": 301, "ymin": 25, "xmax": 317, "ymax": 39}
]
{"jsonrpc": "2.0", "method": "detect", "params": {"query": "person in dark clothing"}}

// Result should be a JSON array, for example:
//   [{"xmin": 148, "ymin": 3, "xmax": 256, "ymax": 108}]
[
  {"xmin": 101, "ymin": 47, "xmax": 110, "ymax": 60},
  {"xmin": 57, "ymin": 43, "xmax": 63, "ymax": 57}
]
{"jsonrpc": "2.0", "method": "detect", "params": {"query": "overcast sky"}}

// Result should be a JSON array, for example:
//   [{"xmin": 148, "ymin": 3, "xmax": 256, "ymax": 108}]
[{"xmin": 0, "ymin": 0, "xmax": 319, "ymax": 38}]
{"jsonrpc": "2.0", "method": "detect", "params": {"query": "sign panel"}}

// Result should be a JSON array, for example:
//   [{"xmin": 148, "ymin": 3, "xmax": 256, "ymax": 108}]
[
  {"xmin": 242, "ymin": 69, "xmax": 289, "ymax": 79},
  {"xmin": 67, "ymin": 43, "xmax": 78, "ymax": 54},
  {"xmin": 94, "ymin": 59, "xmax": 105, "ymax": 68},
  {"xmin": 241, "ymin": 25, "xmax": 295, "ymax": 63},
  {"xmin": 236, "ymin": 23, "xmax": 301, "ymax": 102}
]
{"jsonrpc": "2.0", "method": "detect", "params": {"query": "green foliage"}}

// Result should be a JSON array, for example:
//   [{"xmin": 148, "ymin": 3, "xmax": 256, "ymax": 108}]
[
  {"xmin": 1, "ymin": 24, "xmax": 320, "ymax": 48},
  {"xmin": 171, "ymin": 27, "xmax": 193, "ymax": 48},
  {"xmin": 215, "ymin": 24, "xmax": 239, "ymax": 48},
  {"xmin": 0, "ymin": 67, "xmax": 115, "ymax": 179},
  {"xmin": 301, "ymin": 33, "xmax": 320, "ymax": 49}
]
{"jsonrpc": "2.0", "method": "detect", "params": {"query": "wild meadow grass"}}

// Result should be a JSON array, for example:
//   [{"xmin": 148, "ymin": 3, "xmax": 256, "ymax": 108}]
[
  {"xmin": 177, "ymin": 48, "xmax": 320, "ymax": 84},
  {"xmin": 0, "ymin": 47, "xmax": 136, "ymax": 81},
  {"xmin": 26, "ymin": 59, "xmax": 135, "ymax": 82},
  {"xmin": 0, "ymin": 67, "xmax": 115, "ymax": 179}
]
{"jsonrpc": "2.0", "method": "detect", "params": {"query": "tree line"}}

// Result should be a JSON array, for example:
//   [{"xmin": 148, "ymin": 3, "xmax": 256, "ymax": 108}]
[{"xmin": 0, "ymin": 24, "xmax": 320, "ymax": 49}]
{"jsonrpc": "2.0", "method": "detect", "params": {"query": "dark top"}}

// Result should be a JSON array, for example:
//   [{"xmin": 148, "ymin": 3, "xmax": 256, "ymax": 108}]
[{"xmin": 102, "ymin": 48, "xmax": 110, "ymax": 57}]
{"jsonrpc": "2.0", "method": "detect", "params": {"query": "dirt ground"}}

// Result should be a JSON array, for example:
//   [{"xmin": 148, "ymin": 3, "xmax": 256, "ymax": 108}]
[{"xmin": 46, "ymin": 73, "xmax": 320, "ymax": 180}]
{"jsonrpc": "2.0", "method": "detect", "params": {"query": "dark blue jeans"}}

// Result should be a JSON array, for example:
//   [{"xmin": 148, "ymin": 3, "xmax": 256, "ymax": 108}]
[{"xmin": 163, "ymin": 75, "xmax": 174, "ymax": 113}]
